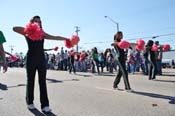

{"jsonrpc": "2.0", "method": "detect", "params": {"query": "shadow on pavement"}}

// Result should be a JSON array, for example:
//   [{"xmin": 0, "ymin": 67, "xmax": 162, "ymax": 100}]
[
  {"xmin": 8, "ymin": 84, "xmax": 26, "ymax": 88},
  {"xmin": 100, "ymin": 73, "xmax": 116, "ymax": 76},
  {"xmin": 162, "ymin": 74, "xmax": 175, "ymax": 77},
  {"xmin": 43, "ymin": 112, "xmax": 58, "ymax": 116},
  {"xmin": 46, "ymin": 78, "xmax": 63, "ymax": 83},
  {"xmin": 46, "ymin": 78, "xmax": 79, "ymax": 83},
  {"xmin": 75, "ymin": 73, "xmax": 92, "ymax": 77},
  {"xmin": 29, "ymin": 109, "xmax": 58, "ymax": 116},
  {"xmin": 153, "ymin": 79, "xmax": 175, "ymax": 83},
  {"xmin": 0, "ymin": 83, "xmax": 8, "ymax": 90},
  {"xmin": 132, "ymin": 90, "xmax": 175, "ymax": 104}
]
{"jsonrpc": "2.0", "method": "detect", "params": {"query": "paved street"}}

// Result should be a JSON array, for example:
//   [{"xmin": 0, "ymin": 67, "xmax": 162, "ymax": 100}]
[{"xmin": 0, "ymin": 68, "xmax": 175, "ymax": 116}]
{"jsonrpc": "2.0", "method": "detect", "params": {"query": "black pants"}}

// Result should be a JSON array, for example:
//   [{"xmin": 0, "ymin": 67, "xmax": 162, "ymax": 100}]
[
  {"xmin": 113, "ymin": 59, "xmax": 131, "ymax": 90},
  {"xmin": 26, "ymin": 58, "xmax": 49, "ymax": 109},
  {"xmin": 99, "ymin": 61, "xmax": 104, "ymax": 73},
  {"xmin": 91, "ymin": 60, "xmax": 100, "ymax": 73},
  {"xmin": 69, "ymin": 61, "xmax": 76, "ymax": 73},
  {"xmin": 149, "ymin": 60, "xmax": 157, "ymax": 80}
]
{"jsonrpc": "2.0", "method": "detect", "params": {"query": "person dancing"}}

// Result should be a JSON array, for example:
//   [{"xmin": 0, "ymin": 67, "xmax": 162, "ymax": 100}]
[
  {"xmin": 111, "ymin": 31, "xmax": 132, "ymax": 92},
  {"xmin": 13, "ymin": 15, "xmax": 69, "ymax": 112},
  {"xmin": 146, "ymin": 40, "xmax": 157, "ymax": 80}
]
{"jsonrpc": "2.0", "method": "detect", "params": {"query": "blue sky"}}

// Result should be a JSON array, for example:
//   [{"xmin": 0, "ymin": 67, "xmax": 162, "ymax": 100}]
[{"xmin": 1, "ymin": 0, "xmax": 175, "ymax": 54}]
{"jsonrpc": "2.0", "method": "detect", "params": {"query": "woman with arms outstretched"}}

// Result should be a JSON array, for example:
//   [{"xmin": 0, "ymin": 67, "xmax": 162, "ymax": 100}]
[{"xmin": 13, "ymin": 15, "xmax": 69, "ymax": 113}]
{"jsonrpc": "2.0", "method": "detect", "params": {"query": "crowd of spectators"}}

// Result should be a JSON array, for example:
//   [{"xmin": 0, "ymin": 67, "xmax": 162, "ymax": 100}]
[
  {"xmin": 5, "ymin": 43, "xmax": 173, "ymax": 76},
  {"xmin": 4, "ymin": 46, "xmax": 159, "ymax": 75}
]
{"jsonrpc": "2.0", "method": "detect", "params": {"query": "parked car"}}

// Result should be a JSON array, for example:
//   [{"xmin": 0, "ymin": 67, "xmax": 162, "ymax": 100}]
[{"xmin": 162, "ymin": 59, "xmax": 175, "ymax": 68}]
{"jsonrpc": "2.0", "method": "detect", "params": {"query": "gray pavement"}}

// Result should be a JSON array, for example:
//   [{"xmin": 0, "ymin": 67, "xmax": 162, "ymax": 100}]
[{"xmin": 0, "ymin": 68, "xmax": 175, "ymax": 116}]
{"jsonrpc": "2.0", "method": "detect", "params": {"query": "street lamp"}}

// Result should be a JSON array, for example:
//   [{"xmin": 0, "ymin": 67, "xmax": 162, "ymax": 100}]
[
  {"xmin": 152, "ymin": 36, "xmax": 159, "ymax": 39},
  {"xmin": 104, "ymin": 16, "xmax": 119, "ymax": 32}
]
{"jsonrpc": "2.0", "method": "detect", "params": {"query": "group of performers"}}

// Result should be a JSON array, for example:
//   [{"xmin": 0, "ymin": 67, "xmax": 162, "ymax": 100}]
[{"xmin": 0, "ymin": 15, "xmax": 170, "ymax": 113}]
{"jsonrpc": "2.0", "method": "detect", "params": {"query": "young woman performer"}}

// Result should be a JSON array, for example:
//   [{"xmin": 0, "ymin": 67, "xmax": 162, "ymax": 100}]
[
  {"xmin": 13, "ymin": 15, "xmax": 69, "ymax": 112},
  {"xmin": 146, "ymin": 40, "xmax": 157, "ymax": 80},
  {"xmin": 111, "ymin": 31, "xmax": 132, "ymax": 92}
]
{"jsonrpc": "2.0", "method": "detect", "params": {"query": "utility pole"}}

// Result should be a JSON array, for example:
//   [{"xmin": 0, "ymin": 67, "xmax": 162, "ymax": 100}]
[{"xmin": 75, "ymin": 26, "xmax": 80, "ymax": 53}]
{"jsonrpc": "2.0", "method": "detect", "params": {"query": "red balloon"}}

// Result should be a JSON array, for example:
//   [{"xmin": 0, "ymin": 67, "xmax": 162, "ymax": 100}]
[
  {"xmin": 151, "ymin": 44, "xmax": 158, "ymax": 51},
  {"xmin": 54, "ymin": 46, "xmax": 59, "ymax": 51},
  {"xmin": 64, "ymin": 39, "xmax": 74, "ymax": 48},
  {"xmin": 24, "ymin": 22, "xmax": 45, "ymax": 41},
  {"xmin": 70, "ymin": 35, "xmax": 80, "ymax": 45},
  {"xmin": 163, "ymin": 44, "xmax": 170, "ymax": 51},
  {"xmin": 118, "ymin": 40, "xmax": 130, "ymax": 49},
  {"xmin": 137, "ymin": 39, "xmax": 145, "ymax": 46},
  {"xmin": 69, "ymin": 51, "xmax": 75, "ymax": 56},
  {"xmin": 10, "ymin": 55, "xmax": 18, "ymax": 61},
  {"xmin": 135, "ymin": 39, "xmax": 145, "ymax": 51},
  {"xmin": 136, "ymin": 45, "xmax": 144, "ymax": 51}
]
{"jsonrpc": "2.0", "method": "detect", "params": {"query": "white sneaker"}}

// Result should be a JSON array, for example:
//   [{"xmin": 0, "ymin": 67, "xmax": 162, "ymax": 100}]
[
  {"xmin": 42, "ymin": 106, "xmax": 52, "ymax": 113},
  {"xmin": 27, "ymin": 104, "xmax": 36, "ymax": 110},
  {"xmin": 125, "ymin": 89, "xmax": 133, "ymax": 93},
  {"xmin": 113, "ymin": 87, "xmax": 119, "ymax": 90}
]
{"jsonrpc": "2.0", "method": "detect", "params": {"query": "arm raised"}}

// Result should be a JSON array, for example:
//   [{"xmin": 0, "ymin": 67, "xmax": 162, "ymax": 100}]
[
  {"xmin": 13, "ymin": 26, "xmax": 25, "ymax": 36},
  {"xmin": 44, "ymin": 33, "xmax": 69, "ymax": 41},
  {"xmin": 111, "ymin": 42, "xmax": 118, "ymax": 46}
]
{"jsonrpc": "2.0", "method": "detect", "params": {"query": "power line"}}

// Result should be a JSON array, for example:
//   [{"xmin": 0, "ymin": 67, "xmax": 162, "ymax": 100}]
[
  {"xmin": 81, "ymin": 33, "xmax": 175, "ymax": 45},
  {"xmin": 128, "ymin": 33, "xmax": 175, "ymax": 41}
]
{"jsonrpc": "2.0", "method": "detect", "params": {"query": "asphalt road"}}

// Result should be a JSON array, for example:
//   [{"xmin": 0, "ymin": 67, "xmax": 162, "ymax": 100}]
[{"xmin": 0, "ymin": 68, "xmax": 175, "ymax": 116}]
